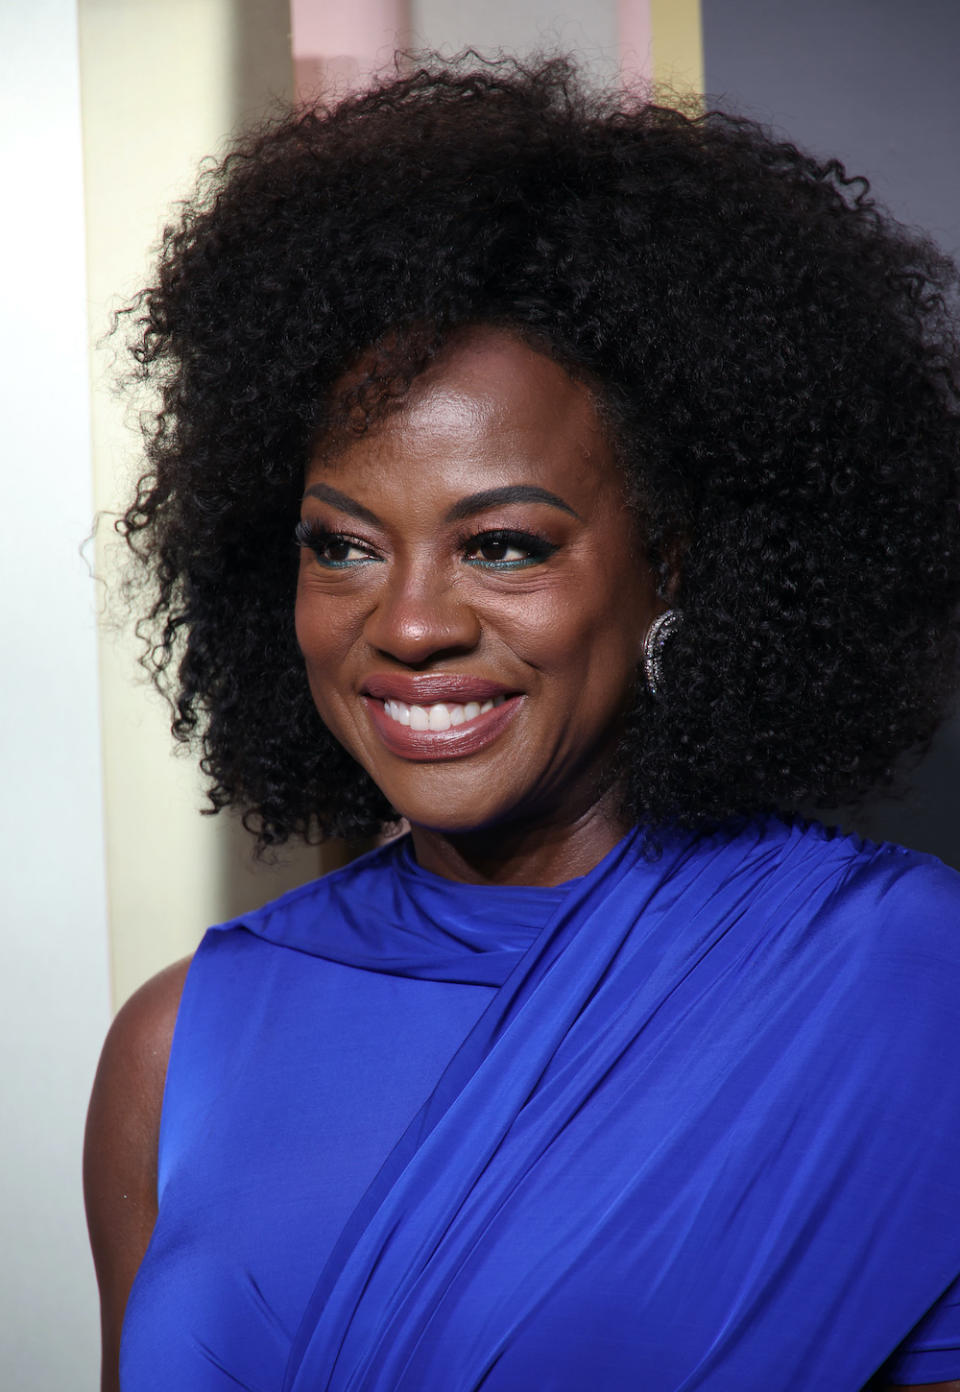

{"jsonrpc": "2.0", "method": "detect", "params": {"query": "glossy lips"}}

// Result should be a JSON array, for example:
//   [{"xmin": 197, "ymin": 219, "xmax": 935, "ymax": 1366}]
[{"xmin": 361, "ymin": 675, "xmax": 521, "ymax": 760}]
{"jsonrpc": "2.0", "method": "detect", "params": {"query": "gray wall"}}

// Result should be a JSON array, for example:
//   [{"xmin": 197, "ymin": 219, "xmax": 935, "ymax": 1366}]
[
  {"xmin": 410, "ymin": 0, "xmax": 619, "ymax": 86},
  {"xmin": 703, "ymin": 0, "xmax": 960, "ymax": 867}
]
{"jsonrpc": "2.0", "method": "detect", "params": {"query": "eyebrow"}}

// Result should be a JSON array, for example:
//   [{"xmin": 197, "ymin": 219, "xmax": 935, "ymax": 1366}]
[
  {"xmin": 302, "ymin": 483, "xmax": 383, "ymax": 526},
  {"xmin": 303, "ymin": 482, "xmax": 581, "ymax": 525},
  {"xmin": 445, "ymin": 486, "xmax": 580, "ymax": 523}
]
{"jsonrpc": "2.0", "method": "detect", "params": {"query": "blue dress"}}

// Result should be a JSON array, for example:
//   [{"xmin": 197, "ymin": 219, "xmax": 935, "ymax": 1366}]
[{"xmin": 121, "ymin": 818, "xmax": 960, "ymax": 1390}]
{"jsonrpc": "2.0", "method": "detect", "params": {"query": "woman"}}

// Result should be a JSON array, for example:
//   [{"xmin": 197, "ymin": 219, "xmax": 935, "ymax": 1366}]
[{"xmin": 85, "ymin": 56, "xmax": 960, "ymax": 1391}]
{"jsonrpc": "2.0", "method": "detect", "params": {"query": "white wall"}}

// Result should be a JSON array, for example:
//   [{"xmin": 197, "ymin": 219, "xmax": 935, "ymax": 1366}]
[{"xmin": 0, "ymin": 3, "xmax": 111, "ymax": 1387}]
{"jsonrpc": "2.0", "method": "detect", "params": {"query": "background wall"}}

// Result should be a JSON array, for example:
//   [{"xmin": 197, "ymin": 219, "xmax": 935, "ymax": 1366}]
[
  {"xmin": 2, "ymin": 1, "xmax": 956, "ymax": 1388},
  {"xmin": 0, "ymin": 4, "xmax": 111, "ymax": 1386},
  {"xmin": 702, "ymin": 0, "xmax": 960, "ymax": 866},
  {"xmin": 409, "ymin": 0, "xmax": 619, "ymax": 82}
]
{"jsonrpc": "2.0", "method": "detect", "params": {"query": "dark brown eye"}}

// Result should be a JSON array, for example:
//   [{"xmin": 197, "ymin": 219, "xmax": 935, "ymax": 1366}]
[
  {"xmin": 478, "ymin": 539, "xmax": 511, "ymax": 561},
  {"xmin": 324, "ymin": 538, "xmax": 353, "ymax": 563},
  {"xmin": 464, "ymin": 529, "xmax": 558, "ymax": 570},
  {"xmin": 294, "ymin": 520, "xmax": 376, "ymax": 569}
]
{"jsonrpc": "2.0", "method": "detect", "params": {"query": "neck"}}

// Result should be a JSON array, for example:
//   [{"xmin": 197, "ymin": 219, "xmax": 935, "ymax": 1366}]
[{"xmin": 407, "ymin": 797, "xmax": 632, "ymax": 887}]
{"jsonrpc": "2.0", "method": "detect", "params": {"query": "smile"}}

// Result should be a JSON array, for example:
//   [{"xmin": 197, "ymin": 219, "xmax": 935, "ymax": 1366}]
[
  {"xmin": 362, "ymin": 692, "xmax": 521, "ymax": 761},
  {"xmin": 383, "ymin": 695, "xmax": 506, "ymax": 730}
]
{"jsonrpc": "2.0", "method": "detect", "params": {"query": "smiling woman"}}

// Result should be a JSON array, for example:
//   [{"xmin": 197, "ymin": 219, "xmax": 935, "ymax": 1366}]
[
  {"xmin": 294, "ymin": 329, "xmax": 656, "ymax": 879},
  {"xmin": 84, "ymin": 54, "xmax": 960, "ymax": 1392}
]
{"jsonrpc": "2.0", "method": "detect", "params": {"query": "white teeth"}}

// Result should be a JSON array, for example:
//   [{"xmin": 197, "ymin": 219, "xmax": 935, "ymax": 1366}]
[
  {"xmin": 381, "ymin": 695, "xmax": 510, "ymax": 730},
  {"xmin": 428, "ymin": 703, "xmax": 451, "ymax": 731},
  {"xmin": 384, "ymin": 700, "xmax": 411, "ymax": 726}
]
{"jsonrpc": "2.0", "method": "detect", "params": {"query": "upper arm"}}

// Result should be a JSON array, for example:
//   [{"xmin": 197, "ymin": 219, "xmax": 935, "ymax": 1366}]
[{"xmin": 83, "ymin": 956, "xmax": 192, "ymax": 1392}]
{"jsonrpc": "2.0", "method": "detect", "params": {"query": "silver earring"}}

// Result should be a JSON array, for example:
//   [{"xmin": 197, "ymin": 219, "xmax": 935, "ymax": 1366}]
[{"xmin": 642, "ymin": 609, "xmax": 682, "ymax": 698}]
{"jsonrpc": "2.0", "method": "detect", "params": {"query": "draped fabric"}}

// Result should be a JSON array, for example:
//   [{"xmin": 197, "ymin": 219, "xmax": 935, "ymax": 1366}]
[{"xmin": 121, "ymin": 818, "xmax": 960, "ymax": 1391}]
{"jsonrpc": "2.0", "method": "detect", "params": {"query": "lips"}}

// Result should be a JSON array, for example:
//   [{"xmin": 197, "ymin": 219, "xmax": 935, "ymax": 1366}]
[
  {"xmin": 362, "ymin": 674, "xmax": 513, "ymax": 703},
  {"xmin": 362, "ymin": 681, "xmax": 522, "ymax": 761}
]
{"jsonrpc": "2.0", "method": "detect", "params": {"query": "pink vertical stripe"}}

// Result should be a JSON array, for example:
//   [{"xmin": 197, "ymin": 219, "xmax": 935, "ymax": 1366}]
[
  {"xmin": 618, "ymin": 0, "xmax": 654, "ymax": 86},
  {"xmin": 290, "ymin": 0, "xmax": 410, "ymax": 101}
]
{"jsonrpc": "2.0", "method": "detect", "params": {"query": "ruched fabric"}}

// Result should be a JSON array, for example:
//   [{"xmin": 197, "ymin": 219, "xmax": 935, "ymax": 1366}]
[{"xmin": 121, "ymin": 819, "xmax": 960, "ymax": 1391}]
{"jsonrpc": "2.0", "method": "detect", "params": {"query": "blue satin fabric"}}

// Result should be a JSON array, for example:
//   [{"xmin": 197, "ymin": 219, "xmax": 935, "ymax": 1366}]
[{"xmin": 121, "ymin": 818, "xmax": 960, "ymax": 1390}]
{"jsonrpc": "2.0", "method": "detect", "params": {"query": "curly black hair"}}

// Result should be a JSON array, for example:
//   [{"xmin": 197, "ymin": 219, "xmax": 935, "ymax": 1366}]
[{"xmin": 118, "ymin": 53, "xmax": 960, "ymax": 848}]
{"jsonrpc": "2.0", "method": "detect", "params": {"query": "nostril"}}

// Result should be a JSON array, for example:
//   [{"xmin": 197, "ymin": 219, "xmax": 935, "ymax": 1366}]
[{"xmin": 364, "ymin": 595, "xmax": 482, "ymax": 663}]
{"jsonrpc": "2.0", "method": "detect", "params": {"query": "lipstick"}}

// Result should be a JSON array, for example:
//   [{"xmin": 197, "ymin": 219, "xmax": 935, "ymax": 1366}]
[
  {"xmin": 362, "ymin": 674, "xmax": 513, "ymax": 703},
  {"xmin": 361, "ymin": 678, "xmax": 522, "ymax": 761}
]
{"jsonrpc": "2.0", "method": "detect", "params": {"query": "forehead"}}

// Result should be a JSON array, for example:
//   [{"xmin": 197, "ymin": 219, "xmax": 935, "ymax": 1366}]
[{"xmin": 313, "ymin": 330, "xmax": 618, "ymax": 504}]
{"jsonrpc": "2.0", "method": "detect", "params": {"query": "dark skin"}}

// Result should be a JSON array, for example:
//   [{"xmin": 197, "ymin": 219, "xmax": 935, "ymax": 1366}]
[
  {"xmin": 295, "ymin": 330, "xmax": 660, "ymax": 884},
  {"xmin": 84, "ymin": 957, "xmax": 190, "ymax": 1392},
  {"xmin": 84, "ymin": 330, "xmax": 955, "ymax": 1391}
]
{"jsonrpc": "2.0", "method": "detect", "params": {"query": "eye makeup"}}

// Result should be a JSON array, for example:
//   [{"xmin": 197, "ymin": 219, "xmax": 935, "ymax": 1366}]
[{"xmin": 295, "ymin": 518, "xmax": 559, "ymax": 572}]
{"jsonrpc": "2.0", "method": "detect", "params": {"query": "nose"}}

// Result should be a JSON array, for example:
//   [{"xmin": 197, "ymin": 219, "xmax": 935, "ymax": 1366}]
[{"xmin": 363, "ymin": 560, "xmax": 482, "ymax": 666}]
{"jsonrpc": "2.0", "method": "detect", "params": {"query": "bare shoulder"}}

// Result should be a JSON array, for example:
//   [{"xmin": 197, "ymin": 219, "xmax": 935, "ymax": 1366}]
[
  {"xmin": 84, "ymin": 955, "xmax": 193, "ymax": 1392},
  {"xmin": 84, "ymin": 956, "xmax": 193, "ymax": 1202}
]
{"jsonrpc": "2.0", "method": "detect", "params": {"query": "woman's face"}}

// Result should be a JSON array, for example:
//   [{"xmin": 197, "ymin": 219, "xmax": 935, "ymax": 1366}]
[{"xmin": 295, "ymin": 328, "xmax": 660, "ymax": 842}]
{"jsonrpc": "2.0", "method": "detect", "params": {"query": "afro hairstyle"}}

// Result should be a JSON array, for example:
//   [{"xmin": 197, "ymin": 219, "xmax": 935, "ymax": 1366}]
[{"xmin": 117, "ymin": 54, "xmax": 960, "ymax": 848}]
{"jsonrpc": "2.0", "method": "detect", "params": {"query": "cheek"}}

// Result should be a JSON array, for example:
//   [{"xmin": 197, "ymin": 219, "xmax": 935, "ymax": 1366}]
[
  {"xmin": 294, "ymin": 576, "xmax": 355, "ymax": 667},
  {"xmin": 294, "ymin": 565, "xmax": 319, "ymax": 654},
  {"xmin": 293, "ymin": 588, "xmax": 313, "ymax": 662},
  {"xmin": 497, "ymin": 575, "xmax": 645, "ymax": 673},
  {"xmin": 293, "ymin": 588, "xmax": 355, "ymax": 731}
]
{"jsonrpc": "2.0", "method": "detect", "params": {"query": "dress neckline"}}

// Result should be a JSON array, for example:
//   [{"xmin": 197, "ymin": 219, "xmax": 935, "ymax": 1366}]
[{"xmin": 394, "ymin": 831, "xmax": 587, "ymax": 894}]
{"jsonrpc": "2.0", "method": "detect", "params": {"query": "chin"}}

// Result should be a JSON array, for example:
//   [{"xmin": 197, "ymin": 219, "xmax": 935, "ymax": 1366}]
[
  {"xmin": 392, "ymin": 779, "xmax": 578, "ymax": 843},
  {"xmin": 350, "ymin": 745, "xmax": 533, "ymax": 838},
  {"xmin": 392, "ymin": 799, "xmax": 513, "ymax": 838}
]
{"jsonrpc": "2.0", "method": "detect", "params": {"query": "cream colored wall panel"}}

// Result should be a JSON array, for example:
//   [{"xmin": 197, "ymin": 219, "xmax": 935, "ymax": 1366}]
[
  {"xmin": 79, "ymin": 0, "xmax": 329, "ymax": 1010},
  {"xmin": 651, "ymin": 0, "xmax": 703, "ymax": 94}
]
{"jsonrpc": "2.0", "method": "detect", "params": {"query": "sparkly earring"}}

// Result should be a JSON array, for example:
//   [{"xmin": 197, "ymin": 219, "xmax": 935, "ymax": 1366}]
[{"xmin": 642, "ymin": 610, "xmax": 682, "ymax": 698}]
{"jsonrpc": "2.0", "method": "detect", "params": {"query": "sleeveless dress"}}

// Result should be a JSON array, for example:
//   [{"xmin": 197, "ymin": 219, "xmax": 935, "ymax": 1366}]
[{"xmin": 121, "ymin": 818, "xmax": 960, "ymax": 1390}]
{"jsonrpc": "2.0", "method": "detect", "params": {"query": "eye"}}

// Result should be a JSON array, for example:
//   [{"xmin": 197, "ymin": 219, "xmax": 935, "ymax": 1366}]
[
  {"xmin": 294, "ymin": 519, "xmax": 378, "ymax": 568},
  {"xmin": 462, "ymin": 529, "xmax": 557, "ymax": 570}
]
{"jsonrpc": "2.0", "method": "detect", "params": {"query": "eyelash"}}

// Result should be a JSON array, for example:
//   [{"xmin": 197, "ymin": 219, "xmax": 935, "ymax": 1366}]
[
  {"xmin": 462, "ymin": 528, "xmax": 557, "ymax": 569},
  {"xmin": 293, "ymin": 520, "xmax": 378, "ymax": 569},
  {"xmin": 293, "ymin": 520, "xmax": 557, "ymax": 571}
]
